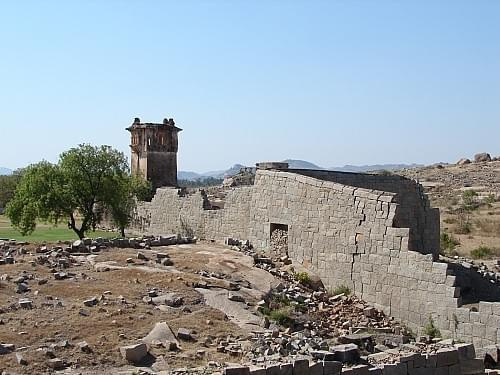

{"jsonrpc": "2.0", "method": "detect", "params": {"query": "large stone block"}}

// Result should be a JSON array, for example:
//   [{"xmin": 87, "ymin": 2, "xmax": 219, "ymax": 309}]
[{"xmin": 435, "ymin": 348, "xmax": 459, "ymax": 367}]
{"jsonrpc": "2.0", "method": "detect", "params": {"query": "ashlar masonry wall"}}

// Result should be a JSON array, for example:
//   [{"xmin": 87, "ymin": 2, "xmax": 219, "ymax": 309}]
[
  {"xmin": 248, "ymin": 170, "xmax": 500, "ymax": 347},
  {"xmin": 130, "ymin": 169, "xmax": 500, "ymax": 347}
]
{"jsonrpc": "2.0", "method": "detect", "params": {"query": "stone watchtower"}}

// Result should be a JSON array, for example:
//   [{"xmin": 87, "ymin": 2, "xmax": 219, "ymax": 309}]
[{"xmin": 126, "ymin": 117, "xmax": 182, "ymax": 189}]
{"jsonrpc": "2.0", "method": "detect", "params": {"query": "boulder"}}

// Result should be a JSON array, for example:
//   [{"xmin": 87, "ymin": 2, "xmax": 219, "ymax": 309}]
[
  {"xmin": 120, "ymin": 343, "xmax": 148, "ymax": 364},
  {"xmin": 456, "ymin": 158, "xmax": 471, "ymax": 165},
  {"xmin": 142, "ymin": 322, "xmax": 179, "ymax": 347},
  {"xmin": 474, "ymin": 152, "xmax": 491, "ymax": 163}
]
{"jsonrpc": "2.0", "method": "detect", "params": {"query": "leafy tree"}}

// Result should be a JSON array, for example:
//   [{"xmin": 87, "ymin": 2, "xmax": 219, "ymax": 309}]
[
  {"xmin": 461, "ymin": 190, "xmax": 479, "ymax": 211},
  {"xmin": 6, "ymin": 144, "xmax": 137, "ymax": 239},
  {"xmin": 108, "ymin": 176, "xmax": 151, "ymax": 237},
  {"xmin": 0, "ymin": 171, "xmax": 23, "ymax": 210}
]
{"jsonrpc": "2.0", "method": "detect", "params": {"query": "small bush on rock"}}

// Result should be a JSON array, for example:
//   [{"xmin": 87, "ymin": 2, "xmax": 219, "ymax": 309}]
[
  {"xmin": 330, "ymin": 285, "xmax": 351, "ymax": 296},
  {"xmin": 423, "ymin": 316, "xmax": 441, "ymax": 339}
]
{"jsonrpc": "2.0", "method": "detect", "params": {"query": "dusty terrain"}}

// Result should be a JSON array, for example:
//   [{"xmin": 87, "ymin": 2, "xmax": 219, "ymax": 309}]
[
  {"xmin": 397, "ymin": 160, "xmax": 500, "ymax": 257},
  {"xmin": 1, "ymin": 239, "xmax": 419, "ymax": 374},
  {"xmin": 0, "ymin": 243, "xmax": 278, "ymax": 374}
]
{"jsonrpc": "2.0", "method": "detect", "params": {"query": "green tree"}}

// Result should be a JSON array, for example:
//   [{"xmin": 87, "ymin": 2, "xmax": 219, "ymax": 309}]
[
  {"xmin": 6, "ymin": 144, "xmax": 136, "ymax": 239},
  {"xmin": 108, "ymin": 176, "xmax": 151, "ymax": 237},
  {"xmin": 0, "ymin": 171, "xmax": 23, "ymax": 210},
  {"xmin": 461, "ymin": 190, "xmax": 479, "ymax": 211}
]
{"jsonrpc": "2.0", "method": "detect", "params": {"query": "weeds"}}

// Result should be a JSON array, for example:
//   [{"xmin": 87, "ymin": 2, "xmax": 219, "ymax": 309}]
[
  {"xmin": 440, "ymin": 233, "xmax": 460, "ymax": 256},
  {"xmin": 329, "ymin": 285, "xmax": 351, "ymax": 296},
  {"xmin": 423, "ymin": 316, "xmax": 441, "ymax": 339},
  {"xmin": 470, "ymin": 246, "xmax": 498, "ymax": 259},
  {"xmin": 294, "ymin": 272, "xmax": 311, "ymax": 286}
]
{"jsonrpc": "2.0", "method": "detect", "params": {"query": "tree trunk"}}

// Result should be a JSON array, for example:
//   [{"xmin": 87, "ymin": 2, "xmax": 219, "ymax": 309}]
[
  {"xmin": 120, "ymin": 227, "xmax": 125, "ymax": 238},
  {"xmin": 68, "ymin": 213, "xmax": 85, "ymax": 240}
]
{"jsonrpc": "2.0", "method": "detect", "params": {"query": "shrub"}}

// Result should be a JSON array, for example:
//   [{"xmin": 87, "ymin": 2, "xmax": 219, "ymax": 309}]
[
  {"xmin": 330, "ymin": 285, "xmax": 351, "ymax": 296},
  {"xmin": 269, "ymin": 307, "xmax": 294, "ymax": 326},
  {"xmin": 440, "ymin": 233, "xmax": 460, "ymax": 256},
  {"xmin": 462, "ymin": 190, "xmax": 479, "ymax": 211},
  {"xmin": 294, "ymin": 272, "xmax": 311, "ymax": 286},
  {"xmin": 484, "ymin": 194, "xmax": 497, "ymax": 205},
  {"xmin": 470, "ymin": 246, "xmax": 495, "ymax": 259},
  {"xmin": 423, "ymin": 316, "xmax": 441, "ymax": 339},
  {"xmin": 454, "ymin": 221, "xmax": 471, "ymax": 234}
]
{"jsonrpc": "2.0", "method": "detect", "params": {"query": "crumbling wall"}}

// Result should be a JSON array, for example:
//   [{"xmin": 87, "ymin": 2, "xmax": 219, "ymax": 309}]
[
  {"xmin": 290, "ymin": 169, "xmax": 440, "ymax": 259},
  {"xmin": 249, "ymin": 170, "xmax": 500, "ymax": 347},
  {"xmin": 130, "ymin": 169, "xmax": 499, "ymax": 347},
  {"xmin": 131, "ymin": 186, "xmax": 252, "ymax": 240}
]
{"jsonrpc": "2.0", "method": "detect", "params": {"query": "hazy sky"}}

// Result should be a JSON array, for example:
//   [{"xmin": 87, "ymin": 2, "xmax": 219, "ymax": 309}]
[{"xmin": 1, "ymin": 1, "xmax": 499, "ymax": 172}]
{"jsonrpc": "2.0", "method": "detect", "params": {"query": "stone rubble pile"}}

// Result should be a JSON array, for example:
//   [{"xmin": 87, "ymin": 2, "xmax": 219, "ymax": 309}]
[
  {"xmin": 446, "ymin": 254, "xmax": 500, "ymax": 286},
  {"xmin": 270, "ymin": 229, "xmax": 288, "ymax": 256},
  {"xmin": 0, "ymin": 234, "xmax": 196, "ymax": 266}
]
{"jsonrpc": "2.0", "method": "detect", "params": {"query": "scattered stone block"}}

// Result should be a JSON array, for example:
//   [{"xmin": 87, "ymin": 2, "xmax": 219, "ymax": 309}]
[
  {"xmin": 435, "ymin": 347, "xmax": 459, "ymax": 367},
  {"xmin": 15, "ymin": 352, "xmax": 27, "ymax": 365},
  {"xmin": 323, "ymin": 360, "xmax": 342, "ymax": 375},
  {"xmin": 177, "ymin": 328, "xmax": 193, "ymax": 341},
  {"xmin": 331, "ymin": 343, "xmax": 360, "ymax": 363},
  {"xmin": 48, "ymin": 357, "xmax": 65, "ymax": 370},
  {"xmin": 224, "ymin": 366, "xmax": 250, "ymax": 375},
  {"xmin": 79, "ymin": 341, "xmax": 92, "ymax": 353},
  {"xmin": 83, "ymin": 297, "xmax": 98, "ymax": 307},
  {"xmin": 18, "ymin": 299, "xmax": 33, "ymax": 309},
  {"xmin": 120, "ymin": 343, "xmax": 148, "ymax": 364}
]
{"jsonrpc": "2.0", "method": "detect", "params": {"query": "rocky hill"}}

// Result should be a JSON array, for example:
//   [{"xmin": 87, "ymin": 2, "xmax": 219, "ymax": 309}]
[{"xmin": 396, "ymin": 158, "xmax": 500, "ymax": 258}]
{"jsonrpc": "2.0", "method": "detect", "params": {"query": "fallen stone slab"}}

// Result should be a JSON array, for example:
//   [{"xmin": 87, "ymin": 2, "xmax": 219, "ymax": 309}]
[
  {"xmin": 177, "ymin": 328, "xmax": 193, "ymax": 341},
  {"xmin": 142, "ymin": 322, "xmax": 179, "ymax": 347},
  {"xmin": 120, "ymin": 343, "xmax": 148, "ymax": 364},
  {"xmin": 150, "ymin": 293, "xmax": 183, "ymax": 307},
  {"xmin": 83, "ymin": 297, "xmax": 98, "ymax": 307},
  {"xmin": 0, "ymin": 343, "xmax": 15, "ymax": 355},
  {"xmin": 48, "ymin": 357, "xmax": 65, "ymax": 370},
  {"xmin": 331, "ymin": 343, "xmax": 360, "ymax": 363},
  {"xmin": 15, "ymin": 352, "xmax": 27, "ymax": 365},
  {"xmin": 18, "ymin": 299, "xmax": 33, "ymax": 309}
]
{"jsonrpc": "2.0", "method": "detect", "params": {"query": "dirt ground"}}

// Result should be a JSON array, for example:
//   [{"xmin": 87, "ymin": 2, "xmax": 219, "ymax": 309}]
[
  {"xmin": 0, "ymin": 242, "xmax": 274, "ymax": 374},
  {"xmin": 398, "ymin": 161, "xmax": 500, "ymax": 257}
]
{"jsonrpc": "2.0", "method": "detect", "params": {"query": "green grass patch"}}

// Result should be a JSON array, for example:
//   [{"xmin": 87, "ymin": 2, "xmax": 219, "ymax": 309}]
[
  {"xmin": 0, "ymin": 215, "xmax": 116, "ymax": 242},
  {"xmin": 329, "ymin": 285, "xmax": 351, "ymax": 296},
  {"xmin": 470, "ymin": 246, "xmax": 499, "ymax": 259},
  {"xmin": 440, "ymin": 233, "xmax": 460, "ymax": 256}
]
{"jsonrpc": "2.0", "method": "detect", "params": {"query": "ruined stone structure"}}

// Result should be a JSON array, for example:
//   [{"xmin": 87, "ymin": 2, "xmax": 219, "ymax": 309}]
[
  {"xmin": 128, "ymin": 128, "xmax": 500, "ymax": 348},
  {"xmin": 127, "ymin": 117, "xmax": 182, "ymax": 189}
]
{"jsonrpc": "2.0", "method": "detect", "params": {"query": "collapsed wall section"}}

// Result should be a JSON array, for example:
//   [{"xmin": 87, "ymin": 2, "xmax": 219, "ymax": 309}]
[
  {"xmin": 131, "ymin": 186, "xmax": 252, "ymax": 240},
  {"xmin": 129, "ymin": 170, "xmax": 499, "ymax": 347},
  {"xmin": 250, "ymin": 170, "xmax": 500, "ymax": 347}
]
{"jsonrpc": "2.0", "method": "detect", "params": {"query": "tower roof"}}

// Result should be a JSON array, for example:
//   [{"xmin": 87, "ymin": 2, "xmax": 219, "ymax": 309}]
[{"xmin": 126, "ymin": 117, "xmax": 183, "ymax": 132}]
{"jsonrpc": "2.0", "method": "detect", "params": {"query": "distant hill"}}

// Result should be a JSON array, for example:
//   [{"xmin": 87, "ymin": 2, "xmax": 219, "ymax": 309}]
[
  {"xmin": 283, "ymin": 159, "xmax": 324, "ymax": 170},
  {"xmin": 178, "ymin": 164, "xmax": 247, "ymax": 181},
  {"xmin": 178, "ymin": 161, "xmax": 423, "ymax": 181},
  {"xmin": 330, "ymin": 164, "xmax": 423, "ymax": 173},
  {"xmin": 0, "ymin": 167, "xmax": 12, "ymax": 175},
  {"xmin": 178, "ymin": 171, "xmax": 202, "ymax": 180}
]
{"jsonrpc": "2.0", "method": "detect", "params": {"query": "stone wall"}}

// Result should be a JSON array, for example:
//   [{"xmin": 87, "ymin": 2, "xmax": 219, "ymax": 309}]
[
  {"xmin": 130, "ymin": 169, "xmax": 499, "ymax": 347},
  {"xmin": 224, "ymin": 342, "xmax": 487, "ymax": 374},
  {"xmin": 132, "ymin": 186, "xmax": 252, "ymax": 241},
  {"xmin": 289, "ymin": 169, "xmax": 440, "ymax": 258}
]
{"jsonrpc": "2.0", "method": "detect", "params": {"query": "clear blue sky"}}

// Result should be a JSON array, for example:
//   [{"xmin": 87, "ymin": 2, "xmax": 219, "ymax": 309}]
[{"xmin": 1, "ymin": 1, "xmax": 499, "ymax": 172}]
